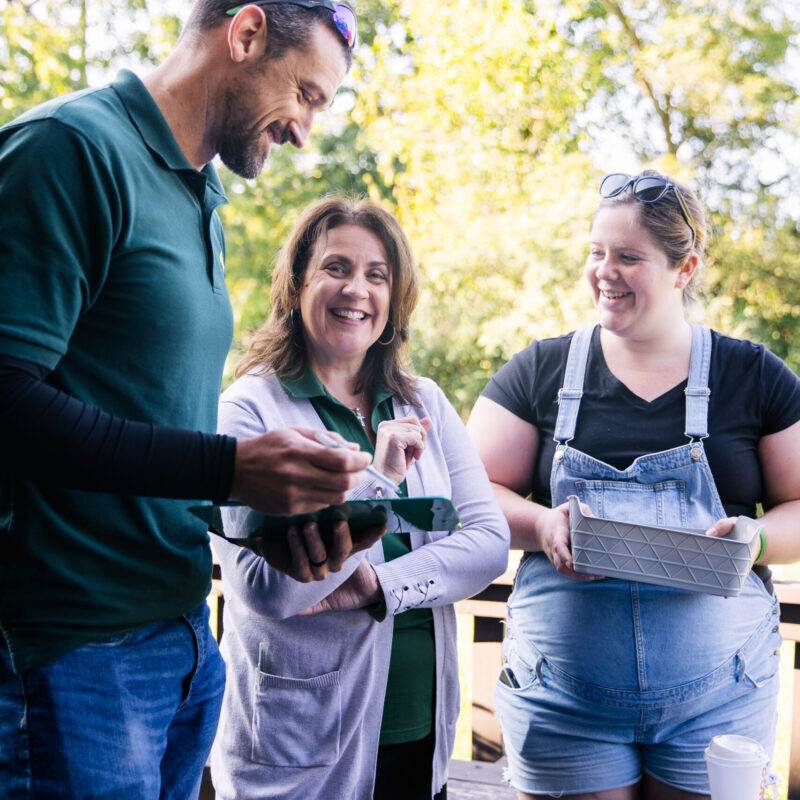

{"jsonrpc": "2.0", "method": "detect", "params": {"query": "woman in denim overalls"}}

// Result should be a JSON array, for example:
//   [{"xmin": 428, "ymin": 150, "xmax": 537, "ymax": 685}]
[{"xmin": 468, "ymin": 171, "xmax": 800, "ymax": 799}]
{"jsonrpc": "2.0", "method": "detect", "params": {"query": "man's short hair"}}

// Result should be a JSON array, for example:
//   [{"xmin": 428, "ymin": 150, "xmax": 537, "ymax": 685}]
[{"xmin": 184, "ymin": 0, "xmax": 353, "ymax": 68}]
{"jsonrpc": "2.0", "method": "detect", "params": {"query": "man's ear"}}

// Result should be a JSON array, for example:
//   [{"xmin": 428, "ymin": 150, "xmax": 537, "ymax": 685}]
[{"xmin": 227, "ymin": 5, "xmax": 269, "ymax": 64}]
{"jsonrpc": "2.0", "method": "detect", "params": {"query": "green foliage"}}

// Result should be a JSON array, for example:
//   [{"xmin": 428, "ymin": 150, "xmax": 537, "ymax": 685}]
[
  {"xmin": 3, "ymin": 0, "xmax": 799, "ymax": 415},
  {"xmin": 1, "ymin": 1, "xmax": 86, "ymax": 121},
  {"xmin": 705, "ymin": 216, "xmax": 800, "ymax": 374},
  {"xmin": 559, "ymin": 0, "xmax": 799, "ymax": 207},
  {"xmin": 343, "ymin": 0, "xmax": 800, "ymax": 413},
  {"xmin": 0, "ymin": 0, "xmax": 183, "ymax": 124},
  {"xmin": 347, "ymin": 0, "xmax": 608, "ymax": 409}
]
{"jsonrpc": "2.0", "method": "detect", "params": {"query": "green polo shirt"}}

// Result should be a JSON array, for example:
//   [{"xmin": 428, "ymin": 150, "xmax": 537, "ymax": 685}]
[
  {"xmin": 282, "ymin": 370, "xmax": 435, "ymax": 745},
  {"xmin": 0, "ymin": 71, "xmax": 234, "ymax": 671}
]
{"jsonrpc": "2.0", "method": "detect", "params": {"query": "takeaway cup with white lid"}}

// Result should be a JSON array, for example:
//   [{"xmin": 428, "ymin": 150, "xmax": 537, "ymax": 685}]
[{"xmin": 704, "ymin": 735, "xmax": 769, "ymax": 800}]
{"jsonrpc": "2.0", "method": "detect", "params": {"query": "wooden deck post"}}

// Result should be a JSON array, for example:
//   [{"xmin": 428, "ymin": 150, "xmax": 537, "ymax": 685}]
[
  {"xmin": 455, "ymin": 560, "xmax": 517, "ymax": 762},
  {"xmin": 471, "ymin": 624, "xmax": 504, "ymax": 760},
  {"xmin": 789, "ymin": 644, "xmax": 800, "ymax": 800},
  {"xmin": 776, "ymin": 582, "xmax": 800, "ymax": 800}
]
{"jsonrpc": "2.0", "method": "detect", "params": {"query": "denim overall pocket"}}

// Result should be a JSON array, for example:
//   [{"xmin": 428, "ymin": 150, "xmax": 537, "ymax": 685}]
[
  {"xmin": 498, "ymin": 618, "xmax": 545, "ymax": 694},
  {"xmin": 574, "ymin": 479, "xmax": 689, "ymax": 528}
]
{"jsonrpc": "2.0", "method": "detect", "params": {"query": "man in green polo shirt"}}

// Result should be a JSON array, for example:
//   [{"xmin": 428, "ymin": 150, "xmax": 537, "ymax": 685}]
[{"xmin": 0, "ymin": 1, "xmax": 370, "ymax": 798}]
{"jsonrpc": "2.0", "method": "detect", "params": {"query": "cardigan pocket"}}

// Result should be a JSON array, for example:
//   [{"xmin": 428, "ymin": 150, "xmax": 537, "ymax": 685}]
[{"xmin": 251, "ymin": 666, "xmax": 342, "ymax": 766}]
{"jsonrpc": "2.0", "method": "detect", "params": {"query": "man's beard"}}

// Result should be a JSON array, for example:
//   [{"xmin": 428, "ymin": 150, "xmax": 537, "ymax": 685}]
[{"xmin": 217, "ymin": 90, "xmax": 271, "ymax": 179}]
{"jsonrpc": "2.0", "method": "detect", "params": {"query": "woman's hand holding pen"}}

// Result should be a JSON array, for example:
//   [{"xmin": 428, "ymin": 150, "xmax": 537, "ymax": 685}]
[{"xmin": 372, "ymin": 416, "xmax": 433, "ymax": 486}]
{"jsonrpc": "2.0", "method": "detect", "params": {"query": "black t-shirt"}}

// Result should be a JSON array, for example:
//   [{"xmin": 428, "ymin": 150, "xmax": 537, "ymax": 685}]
[{"xmin": 483, "ymin": 327, "xmax": 800, "ymax": 518}]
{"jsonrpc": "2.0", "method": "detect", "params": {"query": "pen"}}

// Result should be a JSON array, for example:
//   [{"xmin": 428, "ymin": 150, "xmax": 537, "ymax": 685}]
[{"xmin": 312, "ymin": 430, "xmax": 400, "ymax": 494}]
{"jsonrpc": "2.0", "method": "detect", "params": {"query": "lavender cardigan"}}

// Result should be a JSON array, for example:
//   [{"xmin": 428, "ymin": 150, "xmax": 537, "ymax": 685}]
[{"xmin": 209, "ymin": 372, "xmax": 509, "ymax": 800}]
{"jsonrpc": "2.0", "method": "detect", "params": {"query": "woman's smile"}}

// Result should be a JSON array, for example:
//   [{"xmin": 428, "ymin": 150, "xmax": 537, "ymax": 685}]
[
  {"xmin": 330, "ymin": 307, "xmax": 370, "ymax": 322},
  {"xmin": 599, "ymin": 288, "xmax": 631, "ymax": 301},
  {"xmin": 299, "ymin": 224, "xmax": 392, "ymax": 371}
]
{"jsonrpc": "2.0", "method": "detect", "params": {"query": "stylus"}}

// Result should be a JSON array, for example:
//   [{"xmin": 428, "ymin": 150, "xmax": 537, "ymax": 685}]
[{"xmin": 312, "ymin": 430, "xmax": 400, "ymax": 493}]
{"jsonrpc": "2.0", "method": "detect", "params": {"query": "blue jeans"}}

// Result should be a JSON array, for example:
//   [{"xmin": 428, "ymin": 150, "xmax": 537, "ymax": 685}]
[
  {"xmin": 496, "ymin": 604, "xmax": 781, "ymax": 795},
  {"xmin": 0, "ymin": 602, "xmax": 225, "ymax": 799}
]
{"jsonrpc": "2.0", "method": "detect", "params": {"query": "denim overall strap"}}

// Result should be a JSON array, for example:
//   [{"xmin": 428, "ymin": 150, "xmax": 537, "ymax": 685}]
[
  {"xmin": 553, "ymin": 325, "xmax": 595, "ymax": 444},
  {"xmin": 685, "ymin": 325, "xmax": 712, "ymax": 440}
]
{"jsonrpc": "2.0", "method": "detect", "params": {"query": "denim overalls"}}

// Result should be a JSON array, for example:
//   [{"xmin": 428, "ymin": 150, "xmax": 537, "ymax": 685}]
[{"xmin": 495, "ymin": 325, "xmax": 781, "ymax": 794}]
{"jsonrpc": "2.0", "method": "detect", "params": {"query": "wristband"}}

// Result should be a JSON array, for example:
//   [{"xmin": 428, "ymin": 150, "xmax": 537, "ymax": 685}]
[{"xmin": 755, "ymin": 528, "xmax": 767, "ymax": 564}]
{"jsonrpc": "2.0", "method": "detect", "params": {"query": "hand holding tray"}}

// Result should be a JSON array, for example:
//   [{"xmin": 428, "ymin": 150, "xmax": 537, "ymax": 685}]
[{"xmin": 567, "ymin": 495, "xmax": 762, "ymax": 597}]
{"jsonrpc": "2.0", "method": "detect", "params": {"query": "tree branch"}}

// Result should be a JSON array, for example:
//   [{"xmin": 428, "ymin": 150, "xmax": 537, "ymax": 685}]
[
  {"xmin": 79, "ymin": 0, "xmax": 88, "ymax": 88},
  {"xmin": 599, "ymin": 0, "xmax": 677, "ymax": 155}
]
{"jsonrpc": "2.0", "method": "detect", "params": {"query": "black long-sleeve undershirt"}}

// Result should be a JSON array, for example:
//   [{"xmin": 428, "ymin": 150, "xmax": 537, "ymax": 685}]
[{"xmin": 0, "ymin": 354, "xmax": 236, "ymax": 502}]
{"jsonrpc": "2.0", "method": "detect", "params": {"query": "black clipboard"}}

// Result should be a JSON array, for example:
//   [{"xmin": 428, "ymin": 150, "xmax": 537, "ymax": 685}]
[{"xmin": 189, "ymin": 497, "xmax": 461, "ymax": 547}]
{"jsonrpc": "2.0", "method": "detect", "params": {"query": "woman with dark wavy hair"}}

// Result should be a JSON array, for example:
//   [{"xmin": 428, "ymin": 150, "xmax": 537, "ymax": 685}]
[{"xmin": 210, "ymin": 195, "xmax": 509, "ymax": 800}]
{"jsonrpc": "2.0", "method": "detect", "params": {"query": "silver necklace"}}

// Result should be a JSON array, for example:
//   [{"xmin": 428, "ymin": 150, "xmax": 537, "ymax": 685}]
[{"xmin": 353, "ymin": 406, "xmax": 367, "ymax": 428}]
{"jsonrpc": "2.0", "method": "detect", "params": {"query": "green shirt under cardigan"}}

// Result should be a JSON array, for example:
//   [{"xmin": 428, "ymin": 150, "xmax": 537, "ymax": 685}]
[
  {"xmin": 281, "ymin": 369, "xmax": 436, "ymax": 745},
  {"xmin": 0, "ymin": 71, "xmax": 234, "ymax": 671}
]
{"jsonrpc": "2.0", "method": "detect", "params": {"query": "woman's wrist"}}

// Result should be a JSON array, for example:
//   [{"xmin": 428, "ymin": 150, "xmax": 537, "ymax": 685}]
[
  {"xmin": 531, "ymin": 503, "xmax": 556, "ymax": 548},
  {"xmin": 506, "ymin": 494, "xmax": 552, "ymax": 551},
  {"xmin": 370, "ymin": 456, "xmax": 405, "ymax": 487}
]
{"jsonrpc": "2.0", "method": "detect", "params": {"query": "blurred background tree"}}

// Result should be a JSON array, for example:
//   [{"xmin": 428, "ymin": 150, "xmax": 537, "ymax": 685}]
[
  {"xmin": 1, "ymin": 0, "xmax": 798, "ymax": 414},
  {"xmin": 0, "ymin": 0, "xmax": 181, "ymax": 119},
  {"xmin": 351, "ymin": 0, "xmax": 800, "ymax": 410}
]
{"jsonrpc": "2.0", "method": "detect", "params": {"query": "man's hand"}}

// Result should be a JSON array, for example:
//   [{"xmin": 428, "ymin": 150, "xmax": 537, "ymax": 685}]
[
  {"xmin": 299, "ymin": 559, "xmax": 383, "ymax": 612},
  {"xmin": 252, "ymin": 519, "xmax": 386, "ymax": 583},
  {"xmin": 229, "ymin": 426, "xmax": 371, "ymax": 515}
]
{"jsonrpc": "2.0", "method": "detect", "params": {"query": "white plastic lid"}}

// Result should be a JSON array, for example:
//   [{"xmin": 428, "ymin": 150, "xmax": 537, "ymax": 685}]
[{"xmin": 705, "ymin": 734, "xmax": 768, "ymax": 764}]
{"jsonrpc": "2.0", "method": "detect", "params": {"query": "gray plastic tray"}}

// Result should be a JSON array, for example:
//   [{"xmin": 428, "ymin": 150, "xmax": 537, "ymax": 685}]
[{"xmin": 568, "ymin": 495, "xmax": 761, "ymax": 596}]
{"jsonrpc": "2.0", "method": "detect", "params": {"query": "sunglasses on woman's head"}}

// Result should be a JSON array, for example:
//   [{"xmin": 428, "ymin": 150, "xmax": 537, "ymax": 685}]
[
  {"xmin": 226, "ymin": 0, "xmax": 357, "ymax": 49},
  {"xmin": 599, "ymin": 173, "xmax": 696, "ymax": 248}
]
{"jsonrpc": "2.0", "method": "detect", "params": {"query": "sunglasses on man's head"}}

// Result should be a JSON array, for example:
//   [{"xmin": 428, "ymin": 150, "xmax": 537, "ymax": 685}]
[
  {"xmin": 599, "ymin": 173, "xmax": 696, "ymax": 248},
  {"xmin": 226, "ymin": 0, "xmax": 357, "ymax": 49}
]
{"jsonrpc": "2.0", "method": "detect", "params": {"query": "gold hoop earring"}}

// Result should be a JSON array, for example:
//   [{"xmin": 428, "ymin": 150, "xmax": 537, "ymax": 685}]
[{"xmin": 377, "ymin": 321, "xmax": 396, "ymax": 346}]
